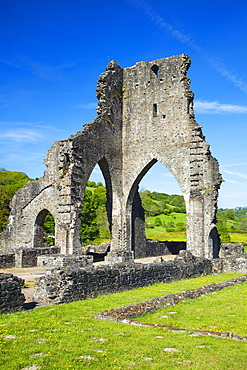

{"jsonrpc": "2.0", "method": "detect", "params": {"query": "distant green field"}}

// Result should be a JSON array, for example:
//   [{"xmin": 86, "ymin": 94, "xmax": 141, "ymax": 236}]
[
  {"xmin": 146, "ymin": 229, "xmax": 186, "ymax": 241},
  {"xmin": 146, "ymin": 212, "xmax": 186, "ymax": 224},
  {"xmin": 229, "ymin": 233, "xmax": 247, "ymax": 244},
  {"xmin": 145, "ymin": 213, "xmax": 247, "ymax": 245}
]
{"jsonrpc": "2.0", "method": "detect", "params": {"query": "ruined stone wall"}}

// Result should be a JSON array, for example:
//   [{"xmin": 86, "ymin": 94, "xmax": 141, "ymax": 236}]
[
  {"xmin": 0, "ymin": 253, "xmax": 15, "ymax": 268},
  {"xmin": 33, "ymin": 252, "xmax": 212, "ymax": 305},
  {"xmin": 0, "ymin": 273, "xmax": 25, "ymax": 313},
  {"xmin": 119, "ymin": 55, "xmax": 222, "ymax": 260},
  {"xmin": 15, "ymin": 247, "xmax": 60, "ymax": 268},
  {"xmin": 0, "ymin": 55, "xmax": 222, "ymax": 260},
  {"xmin": 37, "ymin": 254, "xmax": 93, "ymax": 268},
  {"xmin": 0, "ymin": 61, "xmax": 123, "ymax": 255}
]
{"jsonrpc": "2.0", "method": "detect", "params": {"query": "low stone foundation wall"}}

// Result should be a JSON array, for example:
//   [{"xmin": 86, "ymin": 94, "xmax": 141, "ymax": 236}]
[
  {"xmin": 145, "ymin": 240, "xmax": 186, "ymax": 257},
  {"xmin": 0, "ymin": 273, "xmax": 25, "ymax": 313},
  {"xmin": 37, "ymin": 254, "xmax": 93, "ymax": 268},
  {"xmin": 220, "ymin": 243, "xmax": 246, "ymax": 258},
  {"xmin": 96, "ymin": 275, "xmax": 247, "ymax": 342},
  {"xmin": 213, "ymin": 256, "xmax": 247, "ymax": 273},
  {"xmin": 212, "ymin": 243, "xmax": 247, "ymax": 273},
  {"xmin": 34, "ymin": 251, "xmax": 212, "ymax": 305},
  {"xmin": 0, "ymin": 253, "xmax": 15, "ymax": 268},
  {"xmin": 96, "ymin": 274, "xmax": 247, "ymax": 321},
  {"xmin": 15, "ymin": 247, "xmax": 60, "ymax": 268}
]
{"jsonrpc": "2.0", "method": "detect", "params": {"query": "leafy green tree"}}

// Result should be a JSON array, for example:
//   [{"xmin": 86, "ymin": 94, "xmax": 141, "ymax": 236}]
[
  {"xmin": 217, "ymin": 220, "xmax": 231, "ymax": 243},
  {"xmin": 43, "ymin": 212, "xmax": 55, "ymax": 246},
  {"xmin": 166, "ymin": 221, "xmax": 175, "ymax": 232},
  {"xmin": 239, "ymin": 219, "xmax": 247, "ymax": 231},
  {"xmin": 80, "ymin": 190, "xmax": 100, "ymax": 245},
  {"xmin": 176, "ymin": 222, "xmax": 186, "ymax": 231},
  {"xmin": 139, "ymin": 190, "xmax": 152, "ymax": 199},
  {"xmin": 225, "ymin": 209, "xmax": 235, "ymax": 220},
  {"xmin": 0, "ymin": 170, "xmax": 31, "ymax": 231},
  {"xmin": 94, "ymin": 186, "xmax": 107, "ymax": 206},
  {"xmin": 87, "ymin": 181, "xmax": 97, "ymax": 188},
  {"xmin": 154, "ymin": 217, "xmax": 162, "ymax": 226},
  {"xmin": 96, "ymin": 206, "xmax": 111, "ymax": 239},
  {"xmin": 141, "ymin": 198, "xmax": 161, "ymax": 216}
]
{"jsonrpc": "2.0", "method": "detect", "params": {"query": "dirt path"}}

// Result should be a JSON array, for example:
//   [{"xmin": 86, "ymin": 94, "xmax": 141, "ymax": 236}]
[{"xmin": 0, "ymin": 266, "xmax": 47, "ymax": 303}]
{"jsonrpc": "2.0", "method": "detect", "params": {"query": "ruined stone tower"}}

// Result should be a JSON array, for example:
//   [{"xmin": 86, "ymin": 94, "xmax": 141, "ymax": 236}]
[{"xmin": 0, "ymin": 55, "xmax": 222, "ymax": 260}]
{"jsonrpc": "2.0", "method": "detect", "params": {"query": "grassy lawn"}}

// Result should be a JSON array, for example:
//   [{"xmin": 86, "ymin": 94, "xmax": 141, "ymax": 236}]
[
  {"xmin": 0, "ymin": 273, "xmax": 246, "ymax": 369},
  {"xmin": 229, "ymin": 232, "xmax": 247, "ymax": 244},
  {"xmin": 146, "ymin": 212, "xmax": 186, "ymax": 225},
  {"xmin": 146, "ymin": 229, "xmax": 186, "ymax": 241},
  {"xmin": 135, "ymin": 281, "xmax": 247, "ymax": 337},
  {"xmin": 146, "ymin": 229, "xmax": 247, "ymax": 244}
]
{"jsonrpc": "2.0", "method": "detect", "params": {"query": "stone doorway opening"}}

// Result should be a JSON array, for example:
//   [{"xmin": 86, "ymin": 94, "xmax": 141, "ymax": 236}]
[
  {"xmin": 33, "ymin": 209, "xmax": 55, "ymax": 248},
  {"xmin": 208, "ymin": 227, "xmax": 220, "ymax": 258}
]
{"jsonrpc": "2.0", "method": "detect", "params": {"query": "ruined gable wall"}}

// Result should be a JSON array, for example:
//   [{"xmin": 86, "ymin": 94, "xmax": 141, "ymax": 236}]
[
  {"xmin": 120, "ymin": 54, "xmax": 222, "ymax": 258},
  {"xmin": 0, "ymin": 61, "xmax": 124, "ymax": 254},
  {"xmin": 0, "ymin": 56, "xmax": 222, "ymax": 259}
]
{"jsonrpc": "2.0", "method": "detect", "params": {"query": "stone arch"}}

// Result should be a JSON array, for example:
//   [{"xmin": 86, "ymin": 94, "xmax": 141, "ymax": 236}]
[
  {"xmin": 125, "ymin": 158, "xmax": 186, "ymax": 258},
  {"xmin": 208, "ymin": 226, "xmax": 220, "ymax": 258},
  {"xmin": 33, "ymin": 209, "xmax": 55, "ymax": 248},
  {"xmin": 73, "ymin": 156, "xmax": 113, "ymax": 249}
]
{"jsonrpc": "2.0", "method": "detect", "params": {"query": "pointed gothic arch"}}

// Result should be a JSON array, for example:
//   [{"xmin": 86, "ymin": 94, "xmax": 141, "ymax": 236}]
[{"xmin": 126, "ymin": 159, "xmax": 187, "ymax": 258}]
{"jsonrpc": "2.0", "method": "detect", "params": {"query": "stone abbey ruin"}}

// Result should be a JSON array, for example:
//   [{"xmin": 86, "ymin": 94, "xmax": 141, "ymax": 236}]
[
  {"xmin": 2, "ymin": 54, "xmax": 247, "ymax": 312},
  {"xmin": 0, "ymin": 54, "xmax": 223, "ymax": 262}
]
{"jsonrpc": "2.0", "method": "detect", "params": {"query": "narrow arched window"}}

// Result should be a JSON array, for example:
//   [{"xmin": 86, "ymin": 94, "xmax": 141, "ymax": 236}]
[{"xmin": 151, "ymin": 64, "xmax": 160, "ymax": 78}]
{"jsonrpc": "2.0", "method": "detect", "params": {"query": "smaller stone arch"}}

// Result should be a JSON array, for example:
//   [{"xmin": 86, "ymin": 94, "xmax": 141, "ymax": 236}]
[
  {"xmin": 208, "ymin": 226, "xmax": 220, "ymax": 258},
  {"xmin": 33, "ymin": 209, "xmax": 55, "ymax": 248}
]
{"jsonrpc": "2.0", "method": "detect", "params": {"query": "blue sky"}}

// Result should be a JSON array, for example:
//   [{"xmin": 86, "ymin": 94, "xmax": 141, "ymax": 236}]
[{"xmin": 0, "ymin": 0, "xmax": 247, "ymax": 209}]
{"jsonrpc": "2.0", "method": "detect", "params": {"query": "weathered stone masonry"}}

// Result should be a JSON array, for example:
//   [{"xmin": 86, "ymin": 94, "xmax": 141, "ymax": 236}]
[
  {"xmin": 0, "ymin": 55, "xmax": 222, "ymax": 260},
  {"xmin": 0, "ymin": 273, "xmax": 25, "ymax": 313},
  {"xmin": 33, "ymin": 252, "xmax": 213, "ymax": 305}
]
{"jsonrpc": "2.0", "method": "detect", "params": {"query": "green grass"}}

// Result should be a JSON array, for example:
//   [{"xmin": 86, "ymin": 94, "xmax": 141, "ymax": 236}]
[
  {"xmin": 146, "ymin": 229, "xmax": 186, "ymax": 241},
  {"xmin": 229, "ymin": 232, "xmax": 247, "ymax": 244},
  {"xmin": 135, "ymin": 281, "xmax": 247, "ymax": 337},
  {"xmin": 146, "ymin": 212, "xmax": 186, "ymax": 225},
  {"xmin": 0, "ymin": 273, "xmax": 246, "ymax": 369}
]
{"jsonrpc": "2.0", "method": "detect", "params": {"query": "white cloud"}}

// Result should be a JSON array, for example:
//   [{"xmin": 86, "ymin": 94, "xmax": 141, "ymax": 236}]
[
  {"xmin": 18, "ymin": 122, "xmax": 66, "ymax": 132},
  {"xmin": 221, "ymin": 169, "xmax": 247, "ymax": 180},
  {"xmin": 194, "ymin": 100, "xmax": 247, "ymax": 114},
  {"xmin": 222, "ymin": 162, "xmax": 247, "ymax": 167},
  {"xmin": 128, "ymin": 0, "xmax": 247, "ymax": 94},
  {"xmin": 225, "ymin": 179, "xmax": 244, "ymax": 186},
  {"xmin": 92, "ymin": 167, "xmax": 102, "ymax": 174},
  {"xmin": 0, "ymin": 129, "xmax": 44, "ymax": 143}
]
